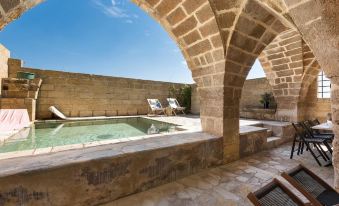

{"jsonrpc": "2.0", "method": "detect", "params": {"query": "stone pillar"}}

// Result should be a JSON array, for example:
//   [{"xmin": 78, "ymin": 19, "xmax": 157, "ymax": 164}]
[
  {"xmin": 330, "ymin": 77, "xmax": 339, "ymax": 191},
  {"xmin": 199, "ymin": 86, "xmax": 224, "ymax": 137},
  {"xmin": 0, "ymin": 44, "xmax": 10, "ymax": 95}
]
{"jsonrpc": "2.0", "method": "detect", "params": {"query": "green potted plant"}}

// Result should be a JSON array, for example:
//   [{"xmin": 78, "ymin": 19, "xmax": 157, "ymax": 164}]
[{"xmin": 259, "ymin": 92, "xmax": 275, "ymax": 109}]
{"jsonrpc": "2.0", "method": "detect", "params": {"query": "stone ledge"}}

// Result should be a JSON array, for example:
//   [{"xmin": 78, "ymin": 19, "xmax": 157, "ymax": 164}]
[
  {"xmin": 0, "ymin": 132, "xmax": 221, "ymax": 177},
  {"xmin": 239, "ymin": 125, "xmax": 267, "ymax": 135},
  {"xmin": 0, "ymin": 132, "xmax": 223, "ymax": 205}
]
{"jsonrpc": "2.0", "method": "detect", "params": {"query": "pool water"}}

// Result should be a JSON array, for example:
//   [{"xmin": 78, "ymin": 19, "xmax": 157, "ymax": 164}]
[{"xmin": 0, "ymin": 117, "xmax": 179, "ymax": 153}]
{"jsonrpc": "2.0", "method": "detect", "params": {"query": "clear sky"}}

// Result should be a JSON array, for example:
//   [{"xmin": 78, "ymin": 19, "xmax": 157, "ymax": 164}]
[{"xmin": 0, "ymin": 0, "xmax": 265, "ymax": 83}]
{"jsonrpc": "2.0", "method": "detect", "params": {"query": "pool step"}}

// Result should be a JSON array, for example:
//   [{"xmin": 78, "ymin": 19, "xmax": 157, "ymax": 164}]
[
  {"xmin": 265, "ymin": 136, "xmax": 283, "ymax": 149},
  {"xmin": 266, "ymin": 129, "xmax": 273, "ymax": 137}
]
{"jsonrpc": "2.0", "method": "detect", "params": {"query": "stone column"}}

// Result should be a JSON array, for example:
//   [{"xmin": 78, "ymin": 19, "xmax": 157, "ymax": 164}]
[{"xmin": 330, "ymin": 77, "xmax": 339, "ymax": 191}]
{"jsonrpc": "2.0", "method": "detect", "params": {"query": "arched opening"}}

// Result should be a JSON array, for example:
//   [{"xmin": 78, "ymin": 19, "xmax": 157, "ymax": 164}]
[
  {"xmin": 0, "ymin": 0, "xmax": 193, "ymax": 84},
  {"xmin": 0, "ymin": 0, "xmax": 338, "ymax": 204}
]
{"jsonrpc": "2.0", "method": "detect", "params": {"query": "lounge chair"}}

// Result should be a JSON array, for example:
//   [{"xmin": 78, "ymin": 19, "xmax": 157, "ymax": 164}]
[
  {"xmin": 49, "ymin": 106, "xmax": 107, "ymax": 120},
  {"xmin": 147, "ymin": 99, "xmax": 165, "ymax": 116},
  {"xmin": 167, "ymin": 98, "xmax": 185, "ymax": 115},
  {"xmin": 282, "ymin": 164, "xmax": 339, "ymax": 206},
  {"xmin": 247, "ymin": 178, "xmax": 307, "ymax": 206}
]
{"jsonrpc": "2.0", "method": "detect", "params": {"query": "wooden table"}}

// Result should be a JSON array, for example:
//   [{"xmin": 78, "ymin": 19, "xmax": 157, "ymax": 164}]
[{"xmin": 312, "ymin": 122, "xmax": 333, "ymax": 131}]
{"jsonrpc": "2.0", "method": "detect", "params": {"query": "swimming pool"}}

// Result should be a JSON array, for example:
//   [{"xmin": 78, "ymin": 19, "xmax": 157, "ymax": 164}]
[{"xmin": 0, "ymin": 117, "xmax": 180, "ymax": 154}]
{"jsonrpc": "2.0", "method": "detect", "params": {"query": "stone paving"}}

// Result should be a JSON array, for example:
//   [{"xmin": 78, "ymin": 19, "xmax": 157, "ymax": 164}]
[{"xmin": 103, "ymin": 143, "xmax": 334, "ymax": 206}]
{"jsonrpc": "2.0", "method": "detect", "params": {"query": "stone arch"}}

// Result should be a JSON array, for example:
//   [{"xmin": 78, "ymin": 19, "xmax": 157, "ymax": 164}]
[
  {"xmin": 202, "ymin": 0, "xmax": 294, "ymax": 161},
  {"xmin": 0, "ymin": 0, "xmax": 295, "ymax": 162},
  {"xmin": 132, "ymin": 0, "xmax": 227, "ymax": 140},
  {"xmin": 1, "ymin": 1, "xmax": 338, "ymax": 176},
  {"xmin": 258, "ymin": 29, "xmax": 316, "ymax": 121},
  {"xmin": 298, "ymin": 42, "xmax": 321, "ymax": 102}
]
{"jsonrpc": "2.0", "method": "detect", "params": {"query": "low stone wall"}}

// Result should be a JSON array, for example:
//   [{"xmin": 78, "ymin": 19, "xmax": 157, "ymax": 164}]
[
  {"xmin": 239, "ymin": 126, "xmax": 267, "ymax": 158},
  {"xmin": 240, "ymin": 108, "xmax": 276, "ymax": 120},
  {"xmin": 7, "ymin": 59, "xmax": 195, "ymax": 119},
  {"xmin": 0, "ymin": 132, "xmax": 222, "ymax": 206}
]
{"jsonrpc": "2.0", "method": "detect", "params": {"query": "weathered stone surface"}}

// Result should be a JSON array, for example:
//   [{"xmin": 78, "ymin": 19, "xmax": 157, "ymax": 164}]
[
  {"xmin": 0, "ymin": 132, "xmax": 222, "ymax": 205},
  {"xmin": 6, "ymin": 60, "xmax": 193, "ymax": 120},
  {"xmin": 0, "ymin": 0, "xmax": 20, "ymax": 12},
  {"xmin": 239, "ymin": 126, "xmax": 267, "ymax": 157},
  {"xmin": 103, "ymin": 143, "xmax": 333, "ymax": 206}
]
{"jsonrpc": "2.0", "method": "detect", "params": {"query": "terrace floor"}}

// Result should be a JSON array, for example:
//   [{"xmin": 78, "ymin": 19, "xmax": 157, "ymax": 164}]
[
  {"xmin": 103, "ymin": 143, "xmax": 334, "ymax": 206},
  {"xmin": 146, "ymin": 115, "xmax": 291, "ymax": 132}
]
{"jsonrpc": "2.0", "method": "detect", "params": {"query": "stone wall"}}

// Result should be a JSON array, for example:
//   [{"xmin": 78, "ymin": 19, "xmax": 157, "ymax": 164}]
[
  {"xmin": 301, "ymin": 79, "xmax": 331, "ymax": 122},
  {"xmin": 240, "ymin": 77, "xmax": 331, "ymax": 122},
  {"xmin": 0, "ymin": 44, "xmax": 10, "ymax": 95},
  {"xmin": 8, "ymin": 60, "xmax": 193, "ymax": 119},
  {"xmin": 240, "ymin": 78, "xmax": 273, "ymax": 109}
]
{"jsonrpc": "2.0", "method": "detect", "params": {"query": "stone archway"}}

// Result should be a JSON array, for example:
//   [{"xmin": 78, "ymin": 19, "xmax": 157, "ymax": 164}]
[
  {"xmin": 0, "ymin": 0, "xmax": 308, "ymax": 162},
  {"xmin": 258, "ymin": 29, "xmax": 322, "ymax": 122},
  {"xmin": 1, "ymin": 0, "xmax": 339, "ymax": 189}
]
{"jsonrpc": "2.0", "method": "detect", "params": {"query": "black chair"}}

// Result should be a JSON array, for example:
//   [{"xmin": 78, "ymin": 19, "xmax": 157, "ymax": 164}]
[
  {"xmin": 247, "ymin": 178, "xmax": 308, "ymax": 206},
  {"xmin": 291, "ymin": 123, "xmax": 332, "ymax": 166},
  {"xmin": 302, "ymin": 121, "xmax": 334, "ymax": 143},
  {"xmin": 307, "ymin": 120, "xmax": 334, "ymax": 136},
  {"xmin": 290, "ymin": 132, "xmax": 304, "ymax": 159},
  {"xmin": 282, "ymin": 165, "xmax": 339, "ymax": 206},
  {"xmin": 300, "ymin": 121, "xmax": 333, "ymax": 156}
]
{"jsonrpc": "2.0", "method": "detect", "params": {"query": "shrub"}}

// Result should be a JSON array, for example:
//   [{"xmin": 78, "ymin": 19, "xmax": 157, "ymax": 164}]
[
  {"xmin": 168, "ymin": 84, "xmax": 192, "ymax": 113},
  {"xmin": 259, "ymin": 92, "xmax": 276, "ymax": 109}
]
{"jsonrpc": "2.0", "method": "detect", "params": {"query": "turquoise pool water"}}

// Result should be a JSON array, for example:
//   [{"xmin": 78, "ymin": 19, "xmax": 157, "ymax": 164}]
[{"xmin": 0, "ymin": 117, "xmax": 179, "ymax": 153}]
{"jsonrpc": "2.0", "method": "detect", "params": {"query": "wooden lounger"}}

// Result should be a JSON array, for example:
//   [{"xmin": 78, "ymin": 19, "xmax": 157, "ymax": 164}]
[
  {"xmin": 147, "ymin": 99, "xmax": 165, "ymax": 116},
  {"xmin": 282, "ymin": 164, "xmax": 339, "ymax": 206},
  {"xmin": 247, "ymin": 178, "xmax": 308, "ymax": 206}
]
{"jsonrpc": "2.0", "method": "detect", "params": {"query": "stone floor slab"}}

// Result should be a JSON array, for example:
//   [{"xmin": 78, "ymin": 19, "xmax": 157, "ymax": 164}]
[{"xmin": 102, "ymin": 143, "xmax": 334, "ymax": 206}]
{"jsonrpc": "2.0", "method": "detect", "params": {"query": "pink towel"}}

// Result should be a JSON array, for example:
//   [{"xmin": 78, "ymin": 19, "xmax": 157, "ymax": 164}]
[{"xmin": 0, "ymin": 109, "xmax": 30, "ymax": 132}]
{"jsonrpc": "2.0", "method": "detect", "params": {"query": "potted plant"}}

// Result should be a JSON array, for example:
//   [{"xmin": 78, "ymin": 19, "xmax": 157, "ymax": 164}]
[{"xmin": 259, "ymin": 92, "xmax": 275, "ymax": 109}]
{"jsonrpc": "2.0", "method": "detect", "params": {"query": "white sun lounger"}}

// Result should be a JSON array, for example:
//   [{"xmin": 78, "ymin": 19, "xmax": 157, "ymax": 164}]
[
  {"xmin": 48, "ymin": 106, "xmax": 108, "ymax": 120},
  {"xmin": 167, "ymin": 98, "xmax": 186, "ymax": 115},
  {"xmin": 147, "ymin": 99, "xmax": 166, "ymax": 116}
]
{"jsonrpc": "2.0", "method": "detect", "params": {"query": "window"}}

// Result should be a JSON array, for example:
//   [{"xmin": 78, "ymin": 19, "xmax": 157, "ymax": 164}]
[{"xmin": 317, "ymin": 70, "xmax": 331, "ymax": 98}]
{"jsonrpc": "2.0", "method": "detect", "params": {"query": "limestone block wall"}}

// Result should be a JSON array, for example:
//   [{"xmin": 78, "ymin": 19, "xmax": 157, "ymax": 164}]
[
  {"xmin": 0, "ymin": 44, "xmax": 10, "ymax": 95},
  {"xmin": 240, "ymin": 78, "xmax": 273, "ymax": 109},
  {"xmin": 301, "ymin": 79, "xmax": 331, "ymax": 122},
  {"xmin": 8, "ymin": 62, "xmax": 192, "ymax": 119},
  {"xmin": 240, "ymin": 77, "xmax": 330, "ymax": 122}
]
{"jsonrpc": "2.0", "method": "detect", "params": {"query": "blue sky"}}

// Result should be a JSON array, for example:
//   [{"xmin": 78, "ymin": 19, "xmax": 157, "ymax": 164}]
[{"xmin": 0, "ymin": 0, "xmax": 265, "ymax": 83}]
